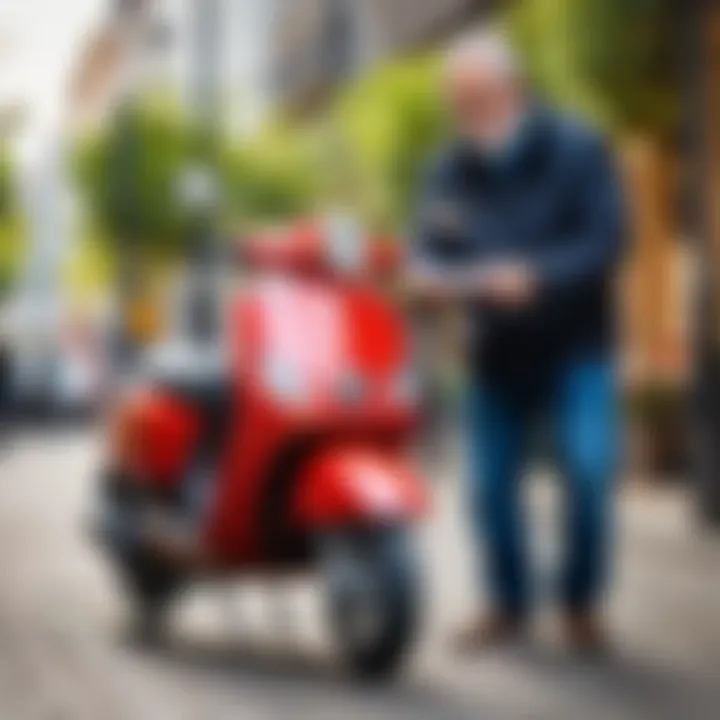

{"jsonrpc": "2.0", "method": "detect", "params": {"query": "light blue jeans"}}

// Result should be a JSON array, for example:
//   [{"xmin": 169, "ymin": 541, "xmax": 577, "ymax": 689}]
[{"xmin": 467, "ymin": 354, "xmax": 619, "ymax": 615}]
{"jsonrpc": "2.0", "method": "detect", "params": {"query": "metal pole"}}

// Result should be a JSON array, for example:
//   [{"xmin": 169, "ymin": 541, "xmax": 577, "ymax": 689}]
[
  {"xmin": 186, "ymin": 0, "xmax": 222, "ymax": 342},
  {"xmin": 192, "ymin": 0, "xmax": 221, "ymax": 144},
  {"xmin": 110, "ymin": 0, "xmax": 149, "ymax": 374}
]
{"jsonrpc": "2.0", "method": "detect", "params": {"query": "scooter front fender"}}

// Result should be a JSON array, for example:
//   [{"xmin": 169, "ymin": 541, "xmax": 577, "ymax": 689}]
[{"xmin": 291, "ymin": 447, "xmax": 429, "ymax": 529}]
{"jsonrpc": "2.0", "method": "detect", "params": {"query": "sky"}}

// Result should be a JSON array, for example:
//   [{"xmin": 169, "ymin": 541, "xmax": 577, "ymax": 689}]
[
  {"xmin": 0, "ymin": 0, "xmax": 103, "ymax": 158},
  {"xmin": 0, "ymin": 0, "xmax": 271, "ymax": 161}
]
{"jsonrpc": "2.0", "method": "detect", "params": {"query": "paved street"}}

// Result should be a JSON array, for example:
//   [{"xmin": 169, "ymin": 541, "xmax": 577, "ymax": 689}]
[{"xmin": 0, "ymin": 428, "xmax": 719, "ymax": 719}]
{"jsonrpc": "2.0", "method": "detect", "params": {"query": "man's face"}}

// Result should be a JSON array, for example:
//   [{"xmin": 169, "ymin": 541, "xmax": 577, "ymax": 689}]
[{"xmin": 446, "ymin": 60, "xmax": 524, "ymax": 155}]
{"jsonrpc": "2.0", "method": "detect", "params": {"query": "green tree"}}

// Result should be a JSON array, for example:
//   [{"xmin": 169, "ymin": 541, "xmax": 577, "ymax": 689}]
[
  {"xmin": 569, "ymin": 0, "xmax": 675, "ymax": 135},
  {"xmin": 331, "ymin": 55, "xmax": 446, "ymax": 230},
  {"xmin": 508, "ymin": 0, "xmax": 675, "ymax": 136},
  {"xmin": 221, "ymin": 123, "xmax": 321, "ymax": 225},
  {"xmin": 73, "ymin": 98, "xmax": 197, "ymax": 354},
  {"xmin": 74, "ymin": 98, "xmax": 193, "ymax": 260}
]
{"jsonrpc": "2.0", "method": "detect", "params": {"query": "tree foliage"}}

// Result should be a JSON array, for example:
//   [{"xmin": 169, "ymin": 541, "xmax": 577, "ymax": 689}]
[
  {"xmin": 74, "ymin": 98, "xmax": 192, "ymax": 258},
  {"xmin": 331, "ymin": 55, "xmax": 446, "ymax": 229},
  {"xmin": 72, "ymin": 0, "xmax": 677, "ymax": 261},
  {"xmin": 221, "ymin": 123, "xmax": 320, "ymax": 225},
  {"xmin": 508, "ymin": 0, "xmax": 676, "ymax": 136},
  {"xmin": 73, "ymin": 99, "xmax": 323, "ymax": 259}
]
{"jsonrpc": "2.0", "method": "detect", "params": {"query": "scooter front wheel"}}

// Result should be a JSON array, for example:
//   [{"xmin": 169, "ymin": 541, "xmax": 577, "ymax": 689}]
[{"xmin": 320, "ymin": 525, "xmax": 421, "ymax": 680}]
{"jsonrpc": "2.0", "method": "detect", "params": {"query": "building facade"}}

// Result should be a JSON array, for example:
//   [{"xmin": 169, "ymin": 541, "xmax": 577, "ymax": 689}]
[{"xmin": 272, "ymin": 0, "xmax": 492, "ymax": 113}]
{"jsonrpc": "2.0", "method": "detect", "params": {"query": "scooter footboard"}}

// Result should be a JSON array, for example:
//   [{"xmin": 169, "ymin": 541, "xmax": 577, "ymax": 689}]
[{"xmin": 291, "ymin": 447, "xmax": 429, "ymax": 528}]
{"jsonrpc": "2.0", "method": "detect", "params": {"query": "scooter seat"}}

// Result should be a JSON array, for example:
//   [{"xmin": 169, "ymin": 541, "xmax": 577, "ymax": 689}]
[{"xmin": 143, "ymin": 340, "xmax": 231, "ymax": 413}]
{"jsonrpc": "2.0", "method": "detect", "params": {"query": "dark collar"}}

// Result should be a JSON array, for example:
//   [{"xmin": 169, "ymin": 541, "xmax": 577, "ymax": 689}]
[{"xmin": 453, "ymin": 109, "xmax": 555, "ymax": 183}]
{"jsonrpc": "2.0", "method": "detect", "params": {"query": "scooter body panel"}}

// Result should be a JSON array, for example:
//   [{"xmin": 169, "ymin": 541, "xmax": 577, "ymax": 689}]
[
  {"xmin": 111, "ymin": 388, "xmax": 201, "ymax": 491},
  {"xmin": 204, "ymin": 277, "xmax": 420, "ymax": 565},
  {"xmin": 291, "ymin": 445, "xmax": 429, "ymax": 528}
]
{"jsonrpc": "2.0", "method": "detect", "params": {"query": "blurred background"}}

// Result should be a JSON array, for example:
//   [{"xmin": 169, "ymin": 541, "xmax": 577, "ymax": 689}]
[{"xmin": 0, "ymin": 1, "xmax": 718, "ymax": 718}]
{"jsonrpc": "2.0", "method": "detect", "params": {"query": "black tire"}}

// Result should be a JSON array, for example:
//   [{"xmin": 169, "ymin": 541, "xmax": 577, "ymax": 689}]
[
  {"xmin": 321, "ymin": 526, "xmax": 421, "ymax": 680},
  {"xmin": 95, "ymin": 490, "xmax": 180, "ymax": 644}
]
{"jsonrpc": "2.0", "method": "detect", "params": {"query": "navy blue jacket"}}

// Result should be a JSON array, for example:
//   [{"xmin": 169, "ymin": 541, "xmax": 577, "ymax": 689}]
[{"xmin": 414, "ymin": 111, "xmax": 627, "ymax": 376}]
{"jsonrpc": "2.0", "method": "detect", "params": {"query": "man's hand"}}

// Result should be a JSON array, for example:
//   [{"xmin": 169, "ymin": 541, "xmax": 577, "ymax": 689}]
[
  {"xmin": 480, "ymin": 262, "xmax": 537, "ymax": 308},
  {"xmin": 406, "ymin": 260, "xmax": 537, "ymax": 308}
]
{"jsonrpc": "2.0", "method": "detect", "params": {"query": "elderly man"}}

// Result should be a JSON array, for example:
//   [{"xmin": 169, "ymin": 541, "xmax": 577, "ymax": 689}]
[{"xmin": 410, "ymin": 31, "xmax": 626, "ymax": 651}]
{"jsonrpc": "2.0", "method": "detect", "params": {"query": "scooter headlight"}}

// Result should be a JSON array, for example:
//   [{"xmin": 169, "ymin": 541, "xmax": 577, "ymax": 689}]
[
  {"xmin": 263, "ymin": 357, "xmax": 307, "ymax": 404},
  {"xmin": 324, "ymin": 213, "xmax": 365, "ymax": 275}
]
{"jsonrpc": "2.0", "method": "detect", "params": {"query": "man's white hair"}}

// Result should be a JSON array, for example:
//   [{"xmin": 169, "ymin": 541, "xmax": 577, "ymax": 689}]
[{"xmin": 444, "ymin": 28, "xmax": 522, "ymax": 82}]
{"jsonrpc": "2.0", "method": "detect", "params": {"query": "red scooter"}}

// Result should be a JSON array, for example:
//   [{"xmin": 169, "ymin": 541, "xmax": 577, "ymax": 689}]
[{"xmin": 97, "ymin": 218, "xmax": 429, "ymax": 678}]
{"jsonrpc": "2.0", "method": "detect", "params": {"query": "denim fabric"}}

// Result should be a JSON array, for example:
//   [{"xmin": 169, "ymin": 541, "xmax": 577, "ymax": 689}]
[{"xmin": 467, "ymin": 354, "xmax": 618, "ymax": 614}]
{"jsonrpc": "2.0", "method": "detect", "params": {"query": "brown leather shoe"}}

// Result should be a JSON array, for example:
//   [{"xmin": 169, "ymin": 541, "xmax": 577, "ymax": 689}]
[
  {"xmin": 563, "ymin": 608, "xmax": 609, "ymax": 655},
  {"xmin": 451, "ymin": 611, "xmax": 526, "ymax": 654}
]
